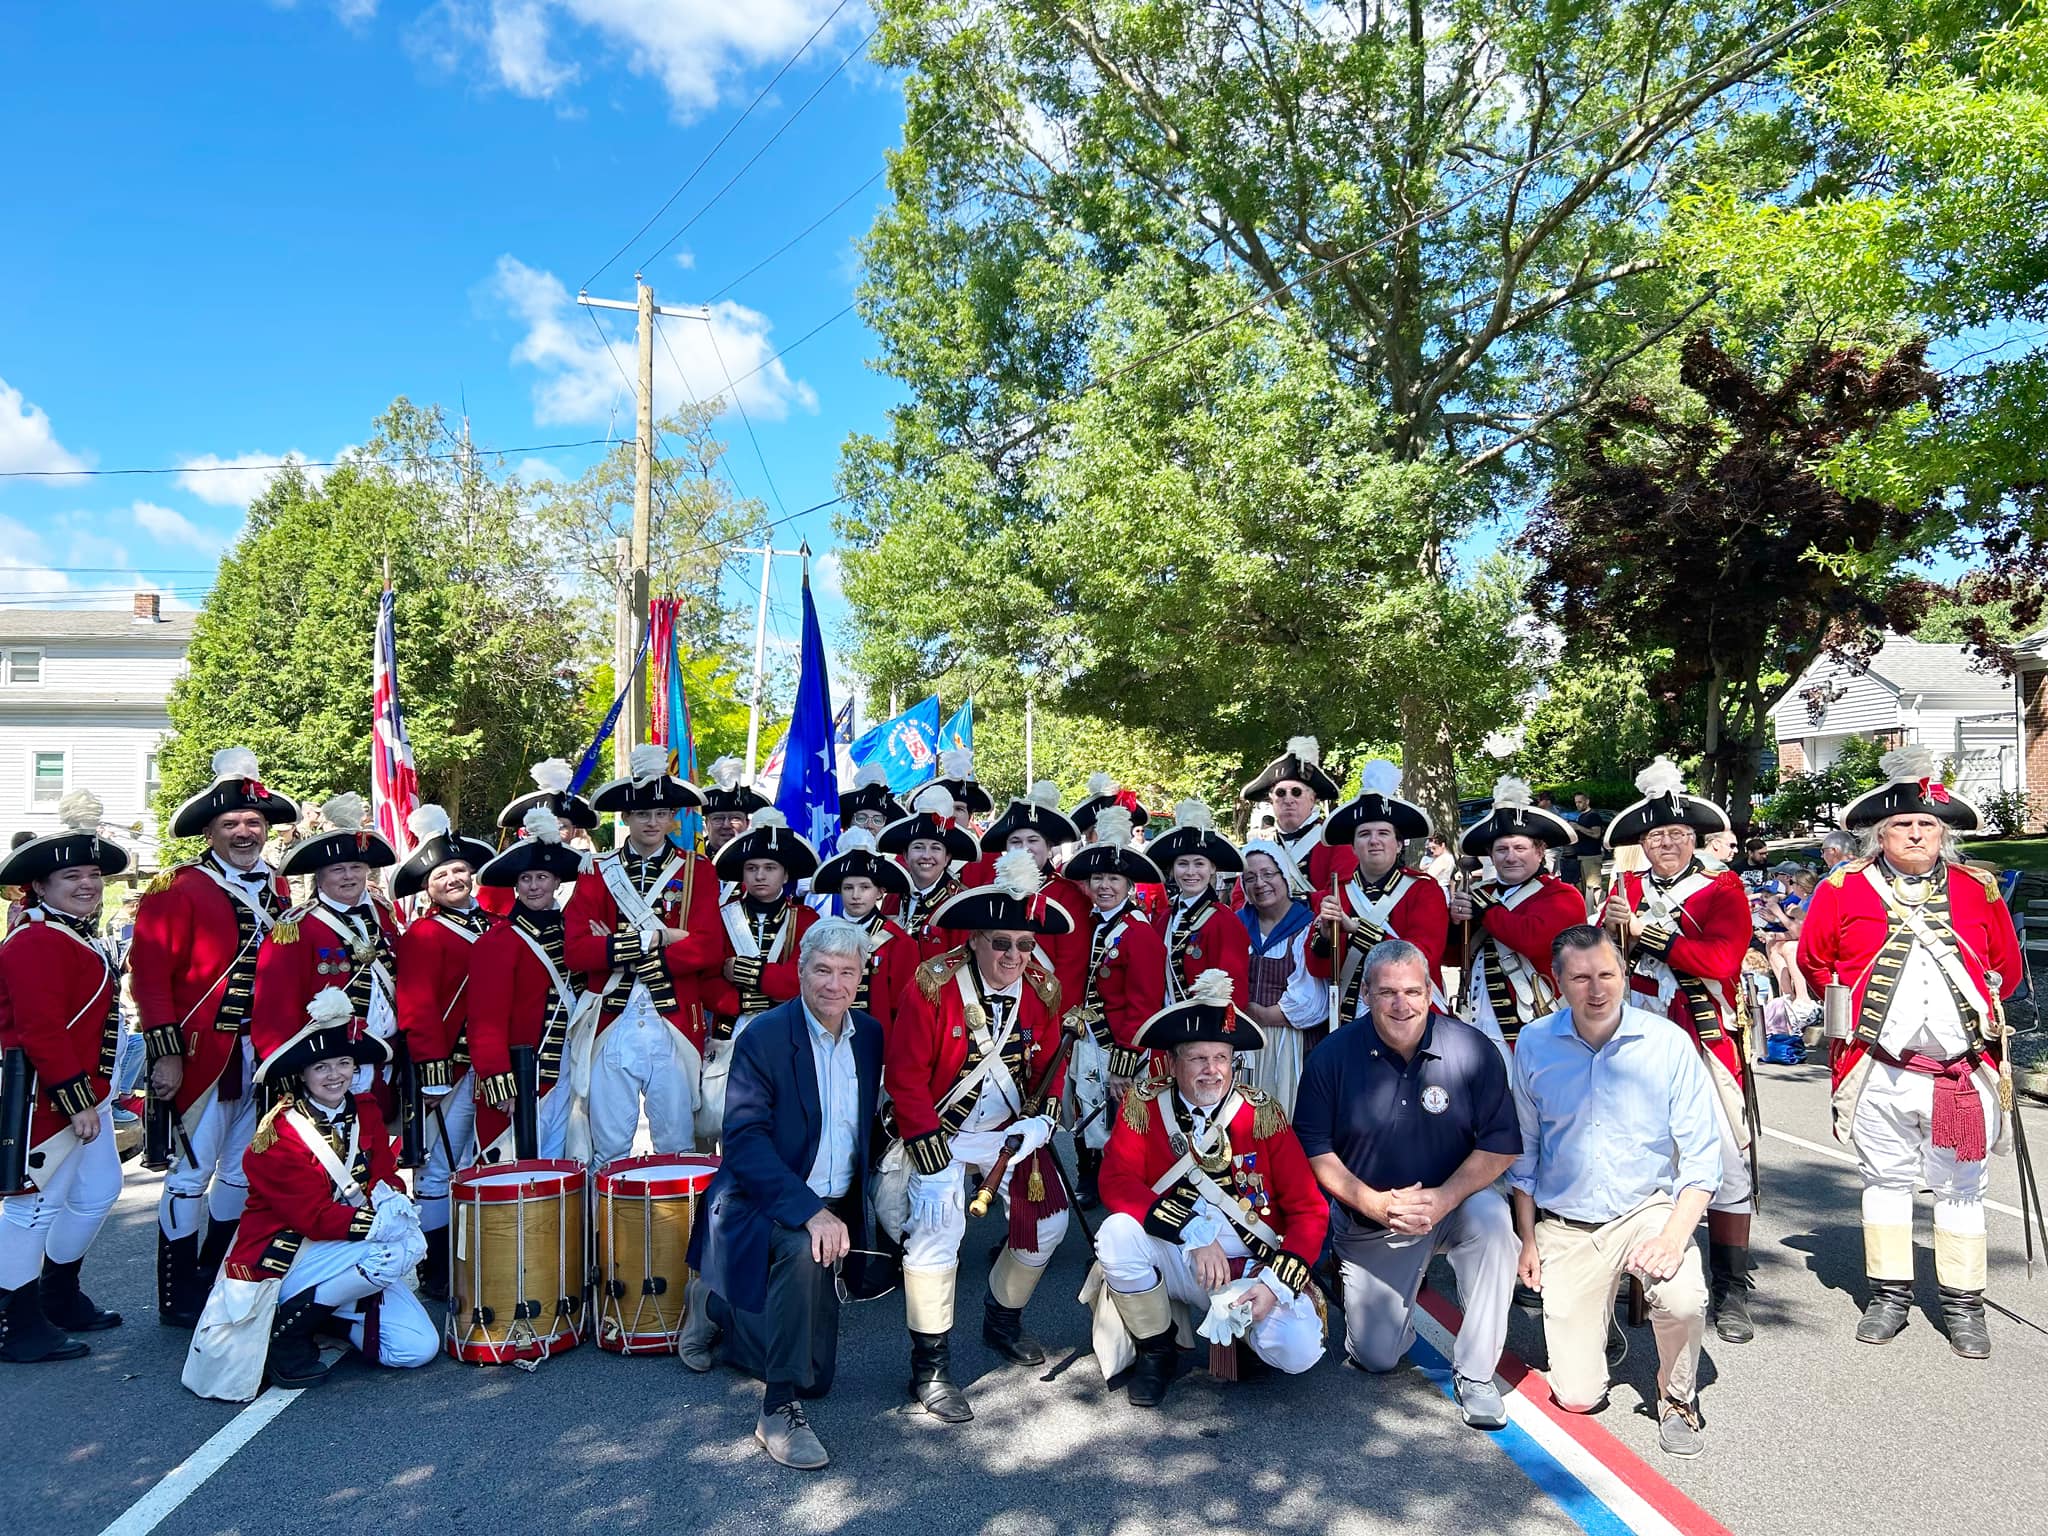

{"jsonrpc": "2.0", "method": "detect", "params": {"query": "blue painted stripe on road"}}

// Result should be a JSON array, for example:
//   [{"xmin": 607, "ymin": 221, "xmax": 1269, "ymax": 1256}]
[{"xmin": 1408, "ymin": 1332, "xmax": 1636, "ymax": 1536}]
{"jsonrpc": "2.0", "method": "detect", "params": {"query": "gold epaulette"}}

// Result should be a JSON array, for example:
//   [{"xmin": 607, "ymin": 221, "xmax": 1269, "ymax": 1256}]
[
  {"xmin": 1121, "ymin": 1074, "xmax": 1170, "ymax": 1133},
  {"xmin": 1239, "ymin": 1082, "xmax": 1289, "ymax": 1141},
  {"xmin": 1825, "ymin": 856, "xmax": 1872, "ymax": 889},
  {"xmin": 270, "ymin": 905, "xmax": 309, "ymax": 945},
  {"xmin": 1949, "ymin": 859, "xmax": 1998, "ymax": 890},
  {"xmin": 1024, "ymin": 958, "xmax": 1061, "ymax": 1015},
  {"xmin": 144, "ymin": 861, "xmax": 193, "ymax": 896},
  {"xmin": 249, "ymin": 1093, "xmax": 294, "ymax": 1155},
  {"xmin": 915, "ymin": 950, "xmax": 968, "ymax": 1003}
]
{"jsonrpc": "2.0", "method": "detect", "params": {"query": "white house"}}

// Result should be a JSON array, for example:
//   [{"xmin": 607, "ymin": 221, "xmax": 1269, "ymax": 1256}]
[
  {"xmin": 0, "ymin": 595, "xmax": 194, "ymax": 870},
  {"xmin": 1769, "ymin": 635, "xmax": 2016, "ymax": 802}
]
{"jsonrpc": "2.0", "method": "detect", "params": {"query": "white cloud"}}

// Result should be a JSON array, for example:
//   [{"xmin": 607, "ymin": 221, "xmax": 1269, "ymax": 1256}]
[
  {"xmin": 489, "ymin": 254, "xmax": 817, "ymax": 427},
  {"xmin": 0, "ymin": 375, "xmax": 86, "ymax": 476},
  {"xmin": 673, "ymin": 249, "xmax": 695, "ymax": 270},
  {"xmin": 174, "ymin": 451, "xmax": 326, "ymax": 507},
  {"xmin": 410, "ymin": 0, "xmax": 856, "ymax": 118},
  {"xmin": 131, "ymin": 501, "xmax": 210, "ymax": 546},
  {"xmin": 267, "ymin": 0, "xmax": 381, "ymax": 27},
  {"xmin": 812, "ymin": 548, "xmax": 844, "ymax": 602}
]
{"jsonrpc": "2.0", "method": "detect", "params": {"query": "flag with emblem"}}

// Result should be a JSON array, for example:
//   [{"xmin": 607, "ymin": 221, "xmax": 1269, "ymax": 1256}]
[
  {"xmin": 772, "ymin": 560, "xmax": 841, "ymax": 860},
  {"xmin": 371, "ymin": 585, "xmax": 421, "ymax": 856}
]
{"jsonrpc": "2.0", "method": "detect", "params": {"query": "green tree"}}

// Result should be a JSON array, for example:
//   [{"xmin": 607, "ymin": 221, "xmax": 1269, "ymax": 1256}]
[
  {"xmin": 1507, "ymin": 653, "xmax": 1677, "ymax": 793},
  {"xmin": 160, "ymin": 402, "xmax": 590, "ymax": 838},
  {"xmin": 841, "ymin": 0, "xmax": 1820, "ymax": 824}
]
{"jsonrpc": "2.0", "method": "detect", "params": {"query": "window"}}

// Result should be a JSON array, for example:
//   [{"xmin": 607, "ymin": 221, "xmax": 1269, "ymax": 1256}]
[
  {"xmin": 144, "ymin": 750, "xmax": 162, "ymax": 807},
  {"xmin": 31, "ymin": 751, "xmax": 65, "ymax": 806},
  {"xmin": 4, "ymin": 648, "xmax": 43, "ymax": 685}
]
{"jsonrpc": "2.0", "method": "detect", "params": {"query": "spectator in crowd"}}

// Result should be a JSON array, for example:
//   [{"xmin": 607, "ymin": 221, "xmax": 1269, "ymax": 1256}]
[
  {"xmin": 1758, "ymin": 868, "xmax": 1819, "ymax": 1021},
  {"xmin": 1819, "ymin": 829, "xmax": 1857, "ymax": 872},
  {"xmin": 1423, "ymin": 834, "xmax": 1457, "ymax": 891},
  {"xmin": 1701, "ymin": 830, "xmax": 1739, "ymax": 871}
]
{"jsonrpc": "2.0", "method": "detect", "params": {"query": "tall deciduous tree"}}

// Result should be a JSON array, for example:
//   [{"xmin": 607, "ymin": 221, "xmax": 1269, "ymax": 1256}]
[
  {"xmin": 840, "ymin": 0, "xmax": 1815, "ymax": 820},
  {"xmin": 1522, "ymin": 330, "xmax": 1944, "ymax": 814}
]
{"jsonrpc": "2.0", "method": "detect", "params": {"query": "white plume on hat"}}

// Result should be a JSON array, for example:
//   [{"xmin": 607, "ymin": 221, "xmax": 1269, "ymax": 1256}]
[
  {"xmin": 1286, "ymin": 735, "xmax": 1321, "ymax": 765},
  {"xmin": 321, "ymin": 792, "xmax": 367, "ymax": 832},
  {"xmin": 837, "ymin": 826, "xmax": 879, "ymax": 855},
  {"xmin": 911, "ymin": 783, "xmax": 954, "ymax": 817},
  {"xmin": 1359, "ymin": 758, "xmax": 1402, "ymax": 798},
  {"xmin": 1087, "ymin": 771, "xmax": 1118, "ymax": 797},
  {"xmin": 408, "ymin": 803, "xmax": 451, "ymax": 841},
  {"xmin": 57, "ymin": 789, "xmax": 104, "ymax": 833},
  {"xmin": 529, "ymin": 758, "xmax": 573, "ymax": 794},
  {"xmin": 523, "ymin": 805, "xmax": 564, "ymax": 844},
  {"xmin": 1190, "ymin": 968, "xmax": 1235, "ymax": 1007},
  {"xmin": 628, "ymin": 742, "xmax": 668, "ymax": 783},
  {"xmin": 1634, "ymin": 756, "xmax": 1687, "ymax": 798},
  {"xmin": 938, "ymin": 747, "xmax": 975, "ymax": 779},
  {"xmin": 1879, "ymin": 743, "xmax": 1942, "ymax": 782},
  {"xmin": 211, "ymin": 746, "xmax": 261, "ymax": 781},
  {"xmin": 1490, "ymin": 776, "xmax": 1533, "ymax": 809},
  {"xmin": 1173, "ymin": 798, "xmax": 1215, "ymax": 831},
  {"xmin": 853, "ymin": 763, "xmax": 889, "ymax": 790},
  {"xmin": 993, "ymin": 849, "xmax": 1045, "ymax": 899},
  {"xmin": 709, "ymin": 756, "xmax": 743, "ymax": 791},
  {"xmin": 749, "ymin": 806, "xmax": 789, "ymax": 830},
  {"xmin": 1027, "ymin": 779, "xmax": 1061, "ymax": 809},
  {"xmin": 306, "ymin": 987, "xmax": 352, "ymax": 1028},
  {"xmin": 1095, "ymin": 805, "xmax": 1135, "ymax": 848}
]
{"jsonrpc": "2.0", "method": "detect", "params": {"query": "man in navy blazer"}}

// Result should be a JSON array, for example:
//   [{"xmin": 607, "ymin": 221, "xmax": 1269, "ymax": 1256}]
[{"xmin": 682, "ymin": 917, "xmax": 883, "ymax": 1469}]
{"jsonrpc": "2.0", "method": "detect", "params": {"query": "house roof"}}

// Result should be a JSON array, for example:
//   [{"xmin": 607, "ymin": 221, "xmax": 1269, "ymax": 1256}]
[
  {"xmin": 0, "ymin": 611, "xmax": 196, "ymax": 645},
  {"xmin": 1771, "ymin": 634, "xmax": 2011, "ymax": 733}
]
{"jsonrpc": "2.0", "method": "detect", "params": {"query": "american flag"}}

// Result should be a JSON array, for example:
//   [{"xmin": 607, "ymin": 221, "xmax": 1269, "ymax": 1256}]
[{"xmin": 371, "ymin": 586, "xmax": 421, "ymax": 855}]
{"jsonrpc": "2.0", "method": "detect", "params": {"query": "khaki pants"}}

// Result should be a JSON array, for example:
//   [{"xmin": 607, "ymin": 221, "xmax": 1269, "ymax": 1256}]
[{"xmin": 1534, "ymin": 1198, "xmax": 1707, "ymax": 1413}]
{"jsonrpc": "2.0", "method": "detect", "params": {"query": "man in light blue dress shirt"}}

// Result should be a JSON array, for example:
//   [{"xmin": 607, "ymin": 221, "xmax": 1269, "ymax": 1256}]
[{"xmin": 1509, "ymin": 925, "xmax": 1721, "ymax": 1458}]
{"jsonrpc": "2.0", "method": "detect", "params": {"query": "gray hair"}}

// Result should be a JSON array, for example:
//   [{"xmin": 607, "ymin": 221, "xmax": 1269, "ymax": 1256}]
[
  {"xmin": 1362, "ymin": 938, "xmax": 1428, "ymax": 991},
  {"xmin": 1855, "ymin": 819, "xmax": 1966, "ymax": 865},
  {"xmin": 1820, "ymin": 830, "xmax": 1857, "ymax": 861},
  {"xmin": 800, "ymin": 916, "xmax": 872, "ymax": 968}
]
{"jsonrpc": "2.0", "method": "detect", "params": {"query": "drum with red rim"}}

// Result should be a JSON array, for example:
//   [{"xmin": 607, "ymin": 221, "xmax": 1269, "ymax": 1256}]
[
  {"xmin": 594, "ymin": 1152, "xmax": 719, "ymax": 1355},
  {"xmin": 447, "ymin": 1159, "xmax": 587, "ymax": 1365}
]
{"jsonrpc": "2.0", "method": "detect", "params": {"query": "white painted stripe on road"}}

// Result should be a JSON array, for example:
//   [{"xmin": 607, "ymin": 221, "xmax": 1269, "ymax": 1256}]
[
  {"xmin": 1759, "ymin": 1122, "xmax": 2025, "ymax": 1220},
  {"xmin": 1411, "ymin": 1307, "xmax": 1687, "ymax": 1536},
  {"xmin": 97, "ymin": 1386, "xmax": 302, "ymax": 1536}
]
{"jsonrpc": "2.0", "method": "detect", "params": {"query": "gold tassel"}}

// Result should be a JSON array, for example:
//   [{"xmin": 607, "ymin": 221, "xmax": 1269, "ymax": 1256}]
[
  {"xmin": 249, "ymin": 1093, "xmax": 293, "ymax": 1155},
  {"xmin": 144, "ymin": 865, "xmax": 179, "ymax": 895},
  {"xmin": 270, "ymin": 917, "xmax": 300, "ymax": 945},
  {"xmin": 1026, "ymin": 1161, "xmax": 1045, "ymax": 1202}
]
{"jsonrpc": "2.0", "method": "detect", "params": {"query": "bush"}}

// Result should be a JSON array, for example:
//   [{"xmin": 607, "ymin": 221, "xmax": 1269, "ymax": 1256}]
[
  {"xmin": 1982, "ymin": 789, "xmax": 2032, "ymax": 838},
  {"xmin": 1758, "ymin": 767, "xmax": 1860, "ymax": 834}
]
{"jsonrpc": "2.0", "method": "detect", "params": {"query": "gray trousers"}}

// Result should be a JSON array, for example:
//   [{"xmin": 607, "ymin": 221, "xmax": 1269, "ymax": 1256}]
[
  {"xmin": 706, "ymin": 1221, "xmax": 842, "ymax": 1396},
  {"xmin": 1335, "ymin": 1187, "xmax": 1516, "ymax": 1383}
]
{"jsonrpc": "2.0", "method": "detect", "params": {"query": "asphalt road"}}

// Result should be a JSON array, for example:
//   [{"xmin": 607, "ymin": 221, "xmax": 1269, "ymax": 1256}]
[{"xmin": 9, "ymin": 1060, "xmax": 2048, "ymax": 1536}]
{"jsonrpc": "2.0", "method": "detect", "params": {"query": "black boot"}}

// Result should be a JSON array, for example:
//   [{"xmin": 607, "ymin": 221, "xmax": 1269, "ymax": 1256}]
[
  {"xmin": 40, "ymin": 1258, "xmax": 121, "ymax": 1332},
  {"xmin": 197, "ymin": 1217, "xmax": 237, "ymax": 1284},
  {"xmin": 982, "ymin": 1296, "xmax": 1046, "ymax": 1365},
  {"xmin": 1126, "ymin": 1327, "xmax": 1178, "ymax": 1409},
  {"xmin": 1856, "ymin": 1279, "xmax": 1912, "ymax": 1345},
  {"xmin": 266, "ymin": 1294, "xmax": 337, "ymax": 1388},
  {"xmin": 157, "ymin": 1230, "xmax": 203, "ymax": 1328},
  {"xmin": 907, "ymin": 1332, "xmax": 973, "ymax": 1422},
  {"xmin": 0, "ymin": 1283, "xmax": 90, "ymax": 1363},
  {"xmin": 1074, "ymin": 1147, "xmax": 1102, "ymax": 1211},
  {"xmin": 417, "ymin": 1225, "xmax": 451, "ymax": 1303},
  {"xmin": 1512, "ymin": 1280, "xmax": 1544, "ymax": 1318},
  {"xmin": 1708, "ymin": 1243, "xmax": 1754, "ymax": 1344},
  {"xmin": 1938, "ymin": 1285, "xmax": 1991, "ymax": 1360}
]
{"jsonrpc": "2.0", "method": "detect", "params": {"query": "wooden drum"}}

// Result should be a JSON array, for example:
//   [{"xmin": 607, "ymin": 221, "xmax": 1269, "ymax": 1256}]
[
  {"xmin": 447, "ymin": 1159, "xmax": 587, "ymax": 1364},
  {"xmin": 593, "ymin": 1153, "xmax": 719, "ymax": 1355}
]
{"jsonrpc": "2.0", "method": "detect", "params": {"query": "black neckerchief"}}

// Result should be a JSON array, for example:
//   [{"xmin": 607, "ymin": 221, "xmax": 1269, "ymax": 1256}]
[
  {"xmin": 437, "ymin": 902, "xmax": 491, "ymax": 935},
  {"xmin": 1647, "ymin": 857, "xmax": 1703, "ymax": 895},
  {"xmin": 1355, "ymin": 864, "xmax": 1402, "ymax": 902},
  {"xmin": 41, "ymin": 906, "xmax": 102, "ymax": 943}
]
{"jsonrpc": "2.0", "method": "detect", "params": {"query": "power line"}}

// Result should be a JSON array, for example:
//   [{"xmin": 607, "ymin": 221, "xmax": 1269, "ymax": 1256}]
[
  {"xmin": 582, "ymin": 0, "xmax": 858, "ymax": 291},
  {"xmin": 638, "ymin": 17, "xmax": 883, "ymax": 271},
  {"xmin": 0, "ymin": 438, "xmax": 618, "ymax": 481},
  {"xmin": 650, "ymin": 309, "xmax": 761, "ymax": 514},
  {"xmin": 700, "ymin": 321, "xmax": 790, "ymax": 517}
]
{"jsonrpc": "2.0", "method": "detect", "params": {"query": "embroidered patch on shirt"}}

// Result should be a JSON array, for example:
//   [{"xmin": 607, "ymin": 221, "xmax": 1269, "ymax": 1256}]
[{"xmin": 1420, "ymin": 1085, "xmax": 1450, "ymax": 1115}]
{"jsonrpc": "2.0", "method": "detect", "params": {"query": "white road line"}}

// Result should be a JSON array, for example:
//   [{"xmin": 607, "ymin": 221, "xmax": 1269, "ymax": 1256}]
[
  {"xmin": 1759, "ymin": 1123, "xmax": 2025, "ymax": 1220},
  {"xmin": 97, "ymin": 1386, "xmax": 302, "ymax": 1536}
]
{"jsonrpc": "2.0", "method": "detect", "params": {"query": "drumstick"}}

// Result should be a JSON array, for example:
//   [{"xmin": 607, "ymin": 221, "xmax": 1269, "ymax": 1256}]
[{"xmin": 968, "ymin": 1134, "xmax": 1024, "ymax": 1217}]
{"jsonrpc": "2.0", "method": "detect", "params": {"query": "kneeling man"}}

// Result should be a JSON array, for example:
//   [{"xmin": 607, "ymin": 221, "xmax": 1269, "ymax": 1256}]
[
  {"xmin": 680, "ymin": 918, "xmax": 883, "ymax": 1469},
  {"xmin": 1095, "ymin": 969, "xmax": 1327, "ymax": 1406}
]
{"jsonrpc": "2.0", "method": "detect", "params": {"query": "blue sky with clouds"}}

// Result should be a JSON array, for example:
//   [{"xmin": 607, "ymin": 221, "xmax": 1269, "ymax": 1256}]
[{"xmin": 0, "ymin": 0, "xmax": 900, "ymax": 675}]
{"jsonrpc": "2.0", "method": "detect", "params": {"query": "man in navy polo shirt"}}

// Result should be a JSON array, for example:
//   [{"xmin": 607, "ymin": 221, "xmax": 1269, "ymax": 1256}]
[{"xmin": 1294, "ymin": 938, "xmax": 1522, "ymax": 1429}]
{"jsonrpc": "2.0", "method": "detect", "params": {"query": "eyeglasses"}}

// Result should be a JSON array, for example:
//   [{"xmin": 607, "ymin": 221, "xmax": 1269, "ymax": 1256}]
[
  {"xmin": 982, "ymin": 936, "xmax": 1029, "ymax": 953},
  {"xmin": 1271, "ymin": 785, "xmax": 1312, "ymax": 799}
]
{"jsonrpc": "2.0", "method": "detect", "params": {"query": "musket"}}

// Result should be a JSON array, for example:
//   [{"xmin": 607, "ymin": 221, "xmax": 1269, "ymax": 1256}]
[
  {"xmin": 1326, "ymin": 866, "xmax": 1346, "ymax": 1033},
  {"xmin": 390, "ymin": 1033, "xmax": 426, "ymax": 1170},
  {"xmin": 968, "ymin": 1020, "xmax": 1080, "ymax": 1219},
  {"xmin": 0, "ymin": 1047, "xmax": 30, "ymax": 1195},
  {"xmin": 1737, "ymin": 990, "xmax": 1765, "ymax": 1212},
  {"xmin": 510, "ymin": 1044, "xmax": 540, "ymax": 1163}
]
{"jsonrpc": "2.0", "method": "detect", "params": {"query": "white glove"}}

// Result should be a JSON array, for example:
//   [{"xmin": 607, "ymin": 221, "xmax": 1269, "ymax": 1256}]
[
  {"xmin": 637, "ymin": 922, "xmax": 663, "ymax": 955},
  {"xmin": 908, "ymin": 1168, "xmax": 957, "ymax": 1229},
  {"xmin": 369, "ymin": 1182, "xmax": 407, "ymax": 1210},
  {"xmin": 1007, "ymin": 1113, "xmax": 1057, "ymax": 1159},
  {"xmin": 1179, "ymin": 1208, "xmax": 1225, "ymax": 1252},
  {"xmin": 1196, "ymin": 1276, "xmax": 1261, "ymax": 1348},
  {"xmin": 367, "ymin": 1188, "xmax": 420, "ymax": 1247}
]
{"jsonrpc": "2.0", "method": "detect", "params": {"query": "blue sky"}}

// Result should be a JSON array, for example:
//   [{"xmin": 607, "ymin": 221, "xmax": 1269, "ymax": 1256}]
[{"xmin": 0, "ymin": 0, "xmax": 901, "ymax": 676}]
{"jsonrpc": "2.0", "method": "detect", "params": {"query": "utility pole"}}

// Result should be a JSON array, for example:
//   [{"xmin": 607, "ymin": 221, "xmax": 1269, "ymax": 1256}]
[
  {"xmin": 577, "ymin": 279, "xmax": 712, "ymax": 769},
  {"xmin": 736, "ymin": 541, "xmax": 808, "ymax": 783}
]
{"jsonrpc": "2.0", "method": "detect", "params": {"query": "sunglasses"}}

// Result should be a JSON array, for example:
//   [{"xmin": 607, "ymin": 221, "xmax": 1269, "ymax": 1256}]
[
  {"xmin": 981, "ymin": 936, "xmax": 1030, "ymax": 953},
  {"xmin": 1271, "ymin": 785, "xmax": 1313, "ymax": 799}
]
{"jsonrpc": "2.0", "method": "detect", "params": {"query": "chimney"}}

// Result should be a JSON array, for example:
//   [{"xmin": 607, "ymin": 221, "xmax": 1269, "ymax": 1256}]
[{"xmin": 133, "ymin": 591, "xmax": 161, "ymax": 623}]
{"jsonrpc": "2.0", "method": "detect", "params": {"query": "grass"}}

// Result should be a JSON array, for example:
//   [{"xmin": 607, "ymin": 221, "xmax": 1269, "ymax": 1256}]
[{"xmin": 1965, "ymin": 838, "xmax": 2048, "ymax": 874}]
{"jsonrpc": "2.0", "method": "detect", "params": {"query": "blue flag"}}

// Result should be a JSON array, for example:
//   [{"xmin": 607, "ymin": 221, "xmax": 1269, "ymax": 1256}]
[
  {"xmin": 774, "ymin": 571, "xmax": 841, "ymax": 859},
  {"xmin": 848, "ymin": 694, "xmax": 941, "ymax": 793},
  {"xmin": 939, "ymin": 696, "xmax": 974, "ymax": 754}
]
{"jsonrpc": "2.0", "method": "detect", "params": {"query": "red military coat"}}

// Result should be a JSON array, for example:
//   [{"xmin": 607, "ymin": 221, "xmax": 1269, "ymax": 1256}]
[
  {"xmin": 251, "ymin": 900, "xmax": 402, "ymax": 1060},
  {"xmin": 0, "ymin": 914, "xmax": 119, "ymax": 1153},
  {"xmin": 1307, "ymin": 867, "xmax": 1449, "ymax": 998},
  {"xmin": 1100, "ymin": 1078, "xmax": 1328, "ymax": 1296},
  {"xmin": 465, "ymin": 912, "xmax": 575, "ymax": 1152},
  {"xmin": 1796, "ymin": 857, "xmax": 2020, "ymax": 1092},
  {"xmin": 1615, "ymin": 863, "xmax": 1751, "ymax": 1087},
  {"xmin": 884, "ymin": 949, "xmax": 1066, "ymax": 1174},
  {"xmin": 562, "ymin": 848, "xmax": 724, "ymax": 1050},
  {"xmin": 394, "ymin": 905, "xmax": 493, "ymax": 1087},
  {"xmin": 853, "ymin": 914, "xmax": 918, "ymax": 1037},
  {"xmin": 129, "ymin": 861, "xmax": 289, "ymax": 1114},
  {"xmin": 699, "ymin": 896, "xmax": 820, "ymax": 1022},
  {"xmin": 1471, "ymin": 873, "xmax": 1586, "ymax": 976},
  {"xmin": 1084, "ymin": 905, "xmax": 1169, "ymax": 1079},
  {"xmin": 1163, "ymin": 896, "xmax": 1252, "ymax": 1007},
  {"xmin": 887, "ymin": 870, "xmax": 968, "ymax": 964},
  {"xmin": 226, "ymin": 1094, "xmax": 402, "ymax": 1281}
]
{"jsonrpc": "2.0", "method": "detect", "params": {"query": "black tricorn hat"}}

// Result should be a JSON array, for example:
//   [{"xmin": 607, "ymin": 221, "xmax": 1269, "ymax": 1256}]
[
  {"xmin": 1841, "ymin": 744, "xmax": 1981, "ymax": 832},
  {"xmin": 1071, "ymin": 772, "xmax": 1151, "ymax": 832},
  {"xmin": 713, "ymin": 809, "xmax": 821, "ymax": 882},
  {"xmin": 1459, "ymin": 777, "xmax": 1576, "ymax": 857},
  {"xmin": 839, "ymin": 764, "xmax": 907, "ymax": 828},
  {"xmin": 391, "ymin": 805, "xmax": 496, "ymax": 899},
  {"xmin": 1131, "ymin": 969, "xmax": 1264, "ymax": 1052},
  {"xmin": 812, "ymin": 828, "xmax": 911, "ymax": 898},
  {"xmin": 1147, "ymin": 799, "xmax": 1244, "ymax": 874},
  {"xmin": 1326, "ymin": 760, "xmax": 1432, "ymax": 844},
  {"xmin": 0, "ymin": 789, "xmax": 131, "ymax": 885},
  {"xmin": 169, "ymin": 745, "xmax": 300, "ymax": 839},
  {"xmin": 1603, "ymin": 758, "xmax": 1729, "ymax": 848},
  {"xmin": 279, "ymin": 793, "xmax": 396, "ymax": 877},
  {"xmin": 700, "ymin": 755, "xmax": 772, "ymax": 817},
  {"xmin": 496, "ymin": 758, "xmax": 598, "ymax": 831},
  {"xmin": 590, "ymin": 744, "xmax": 703, "ymax": 815},
  {"xmin": 932, "ymin": 746, "xmax": 994, "ymax": 815},
  {"xmin": 478, "ymin": 807, "xmax": 586, "ymax": 887},
  {"xmin": 929, "ymin": 852, "xmax": 1075, "ymax": 934},
  {"xmin": 254, "ymin": 987, "xmax": 391, "ymax": 1085},
  {"xmin": 979, "ymin": 784, "xmax": 1081, "ymax": 853},
  {"xmin": 1241, "ymin": 735, "xmax": 1342, "ymax": 804},
  {"xmin": 876, "ymin": 784, "xmax": 980, "ymax": 864},
  {"xmin": 1062, "ymin": 804, "xmax": 1162, "ymax": 885}
]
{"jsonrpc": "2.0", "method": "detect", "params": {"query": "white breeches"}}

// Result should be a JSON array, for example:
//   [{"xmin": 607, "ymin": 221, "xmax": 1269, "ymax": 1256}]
[
  {"xmin": 1094, "ymin": 1210, "xmax": 1322, "ymax": 1375},
  {"xmin": 694, "ymin": 1012, "xmax": 760, "ymax": 1149},
  {"xmin": 416, "ymin": 1072, "xmax": 478, "ymax": 1227},
  {"xmin": 0, "ymin": 1108, "xmax": 121, "ymax": 1287},
  {"xmin": 1853, "ymin": 1060, "xmax": 2001, "ymax": 1237},
  {"xmin": 901, "ymin": 1128, "xmax": 1070, "ymax": 1274},
  {"xmin": 159, "ymin": 1041, "xmax": 262, "ymax": 1236},
  {"xmin": 587, "ymin": 990, "xmax": 702, "ymax": 1165},
  {"xmin": 281, "ymin": 1239, "xmax": 437, "ymax": 1367}
]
